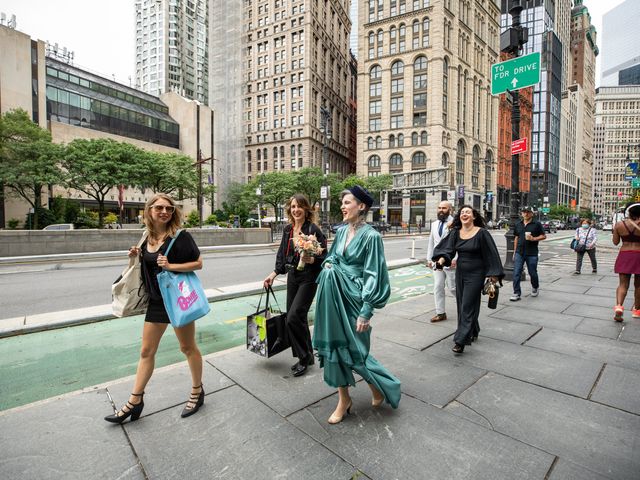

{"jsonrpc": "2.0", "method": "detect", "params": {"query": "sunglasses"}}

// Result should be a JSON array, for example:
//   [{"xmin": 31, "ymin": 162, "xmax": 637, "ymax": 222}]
[{"xmin": 151, "ymin": 205, "xmax": 175, "ymax": 213}]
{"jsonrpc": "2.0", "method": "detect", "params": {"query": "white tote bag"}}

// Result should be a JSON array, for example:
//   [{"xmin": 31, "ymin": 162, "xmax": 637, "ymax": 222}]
[{"xmin": 112, "ymin": 232, "xmax": 149, "ymax": 317}]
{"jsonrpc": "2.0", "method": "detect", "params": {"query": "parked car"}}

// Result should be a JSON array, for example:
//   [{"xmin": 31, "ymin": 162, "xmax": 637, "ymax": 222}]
[
  {"xmin": 602, "ymin": 223, "xmax": 613, "ymax": 231},
  {"xmin": 541, "ymin": 220, "xmax": 557, "ymax": 233},
  {"xmin": 42, "ymin": 223, "xmax": 75, "ymax": 231},
  {"xmin": 551, "ymin": 220, "xmax": 565, "ymax": 230},
  {"xmin": 369, "ymin": 221, "xmax": 390, "ymax": 233}
]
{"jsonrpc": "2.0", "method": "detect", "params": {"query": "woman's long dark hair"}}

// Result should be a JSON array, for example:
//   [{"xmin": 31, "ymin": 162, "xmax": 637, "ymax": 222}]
[
  {"xmin": 285, "ymin": 193, "xmax": 317, "ymax": 225},
  {"xmin": 449, "ymin": 204, "xmax": 486, "ymax": 229}
]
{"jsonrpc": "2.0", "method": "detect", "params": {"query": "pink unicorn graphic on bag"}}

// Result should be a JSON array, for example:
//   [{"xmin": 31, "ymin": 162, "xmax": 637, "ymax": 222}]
[{"xmin": 177, "ymin": 280, "xmax": 199, "ymax": 311}]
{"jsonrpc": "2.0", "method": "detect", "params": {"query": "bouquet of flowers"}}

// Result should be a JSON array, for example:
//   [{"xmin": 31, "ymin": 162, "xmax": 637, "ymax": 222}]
[{"xmin": 294, "ymin": 233, "xmax": 324, "ymax": 270}]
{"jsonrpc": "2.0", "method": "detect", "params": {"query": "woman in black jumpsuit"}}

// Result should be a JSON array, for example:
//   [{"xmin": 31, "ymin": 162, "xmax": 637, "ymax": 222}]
[
  {"xmin": 433, "ymin": 205, "xmax": 504, "ymax": 354},
  {"xmin": 263, "ymin": 194, "xmax": 327, "ymax": 376}
]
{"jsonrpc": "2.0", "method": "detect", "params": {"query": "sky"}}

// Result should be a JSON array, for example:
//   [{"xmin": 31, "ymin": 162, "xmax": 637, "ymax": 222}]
[{"xmin": 0, "ymin": 0, "xmax": 628, "ymax": 88}]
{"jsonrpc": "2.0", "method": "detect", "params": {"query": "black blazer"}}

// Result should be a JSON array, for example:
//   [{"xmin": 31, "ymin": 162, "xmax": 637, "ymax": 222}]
[{"xmin": 274, "ymin": 221, "xmax": 327, "ymax": 276}]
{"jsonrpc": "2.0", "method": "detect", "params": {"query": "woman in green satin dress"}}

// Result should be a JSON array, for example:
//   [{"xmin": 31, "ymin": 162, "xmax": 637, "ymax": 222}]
[{"xmin": 313, "ymin": 186, "xmax": 401, "ymax": 424}]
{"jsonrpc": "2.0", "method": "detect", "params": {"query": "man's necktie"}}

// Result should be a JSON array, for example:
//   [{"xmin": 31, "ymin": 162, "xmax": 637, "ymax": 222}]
[{"xmin": 438, "ymin": 221, "xmax": 444, "ymax": 236}]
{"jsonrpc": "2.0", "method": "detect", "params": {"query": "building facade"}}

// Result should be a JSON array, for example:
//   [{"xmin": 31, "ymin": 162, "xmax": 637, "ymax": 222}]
[
  {"xmin": 600, "ymin": 0, "xmax": 640, "ymax": 87},
  {"xmin": 0, "ymin": 24, "xmax": 212, "ymax": 227},
  {"xmin": 239, "ymin": 0, "xmax": 354, "ymax": 188},
  {"xmin": 569, "ymin": 0, "xmax": 597, "ymax": 211},
  {"xmin": 135, "ymin": 0, "xmax": 209, "ymax": 104},
  {"xmin": 592, "ymin": 86, "xmax": 640, "ymax": 219},
  {"xmin": 358, "ymin": 0, "xmax": 501, "ymax": 225},
  {"xmin": 501, "ymin": 0, "xmax": 563, "ymax": 208}
]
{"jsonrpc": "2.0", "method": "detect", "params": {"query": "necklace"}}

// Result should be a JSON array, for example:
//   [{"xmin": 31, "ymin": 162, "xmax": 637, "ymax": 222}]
[{"xmin": 348, "ymin": 218, "xmax": 366, "ymax": 233}]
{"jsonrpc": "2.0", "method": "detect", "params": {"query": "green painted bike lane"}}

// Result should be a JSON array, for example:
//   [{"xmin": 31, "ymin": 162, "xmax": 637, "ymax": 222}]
[{"xmin": 0, "ymin": 265, "xmax": 434, "ymax": 412}]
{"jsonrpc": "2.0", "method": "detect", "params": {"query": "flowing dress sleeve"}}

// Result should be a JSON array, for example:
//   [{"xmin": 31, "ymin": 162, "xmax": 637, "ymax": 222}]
[
  {"xmin": 359, "ymin": 230, "xmax": 390, "ymax": 320},
  {"xmin": 479, "ymin": 228, "xmax": 505, "ymax": 279},
  {"xmin": 432, "ymin": 228, "xmax": 458, "ymax": 266}
]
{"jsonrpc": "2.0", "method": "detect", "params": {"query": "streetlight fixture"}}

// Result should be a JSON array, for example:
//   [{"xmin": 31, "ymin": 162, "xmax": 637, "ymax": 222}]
[{"xmin": 319, "ymin": 106, "xmax": 332, "ymax": 230}]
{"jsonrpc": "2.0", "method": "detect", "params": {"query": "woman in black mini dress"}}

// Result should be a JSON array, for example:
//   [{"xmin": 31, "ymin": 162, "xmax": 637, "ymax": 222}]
[
  {"xmin": 433, "ymin": 205, "xmax": 504, "ymax": 354},
  {"xmin": 105, "ymin": 193, "xmax": 205, "ymax": 424}
]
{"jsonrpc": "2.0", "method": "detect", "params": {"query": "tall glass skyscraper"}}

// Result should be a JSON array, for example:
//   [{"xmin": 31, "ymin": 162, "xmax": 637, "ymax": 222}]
[
  {"xmin": 135, "ymin": 0, "xmax": 209, "ymax": 105},
  {"xmin": 601, "ymin": 0, "xmax": 640, "ymax": 87},
  {"xmin": 501, "ymin": 0, "xmax": 563, "ymax": 206}
]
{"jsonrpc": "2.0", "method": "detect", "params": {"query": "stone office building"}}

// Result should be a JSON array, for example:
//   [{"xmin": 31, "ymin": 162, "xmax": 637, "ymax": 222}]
[{"xmin": 357, "ymin": 0, "xmax": 500, "ymax": 225}]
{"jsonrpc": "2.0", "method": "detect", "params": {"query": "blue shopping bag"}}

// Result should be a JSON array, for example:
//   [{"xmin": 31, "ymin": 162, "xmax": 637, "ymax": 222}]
[{"xmin": 157, "ymin": 230, "xmax": 210, "ymax": 328}]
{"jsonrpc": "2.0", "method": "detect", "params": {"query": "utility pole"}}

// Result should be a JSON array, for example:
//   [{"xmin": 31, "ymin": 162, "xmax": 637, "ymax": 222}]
[{"xmin": 501, "ymin": 0, "xmax": 528, "ymax": 279}]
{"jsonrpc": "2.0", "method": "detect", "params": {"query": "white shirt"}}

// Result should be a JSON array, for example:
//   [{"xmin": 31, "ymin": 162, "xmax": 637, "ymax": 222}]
[{"xmin": 427, "ymin": 215, "xmax": 454, "ymax": 262}]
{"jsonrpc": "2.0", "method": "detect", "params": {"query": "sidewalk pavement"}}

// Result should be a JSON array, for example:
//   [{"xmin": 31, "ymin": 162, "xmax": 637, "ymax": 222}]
[{"xmin": 1, "ymin": 250, "xmax": 639, "ymax": 479}]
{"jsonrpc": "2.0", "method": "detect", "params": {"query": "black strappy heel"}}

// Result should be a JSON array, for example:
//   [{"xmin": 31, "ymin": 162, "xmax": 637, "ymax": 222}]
[
  {"xmin": 104, "ymin": 392, "xmax": 144, "ymax": 424},
  {"xmin": 181, "ymin": 384, "xmax": 204, "ymax": 418}
]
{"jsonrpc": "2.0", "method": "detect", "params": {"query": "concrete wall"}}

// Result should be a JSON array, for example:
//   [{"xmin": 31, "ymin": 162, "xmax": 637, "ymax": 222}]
[{"xmin": 0, "ymin": 228, "xmax": 272, "ymax": 257}]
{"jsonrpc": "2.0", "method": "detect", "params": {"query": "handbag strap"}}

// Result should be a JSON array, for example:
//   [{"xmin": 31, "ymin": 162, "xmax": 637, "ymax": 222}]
[
  {"xmin": 162, "ymin": 229, "xmax": 183, "ymax": 258},
  {"xmin": 129, "ymin": 231, "xmax": 149, "ymax": 267}
]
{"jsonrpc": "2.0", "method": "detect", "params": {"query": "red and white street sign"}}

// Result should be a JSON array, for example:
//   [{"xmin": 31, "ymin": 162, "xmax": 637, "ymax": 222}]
[{"xmin": 511, "ymin": 138, "xmax": 528, "ymax": 155}]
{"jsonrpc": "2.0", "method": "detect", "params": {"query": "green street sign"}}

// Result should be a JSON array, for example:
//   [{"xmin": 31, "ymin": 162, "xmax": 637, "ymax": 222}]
[
  {"xmin": 541, "ymin": 207, "xmax": 550, "ymax": 213},
  {"xmin": 632, "ymin": 178, "xmax": 640, "ymax": 188},
  {"xmin": 491, "ymin": 52, "xmax": 541, "ymax": 95}
]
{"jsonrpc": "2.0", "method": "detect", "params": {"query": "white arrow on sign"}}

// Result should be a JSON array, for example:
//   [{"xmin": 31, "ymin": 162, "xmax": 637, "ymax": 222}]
[{"xmin": 511, "ymin": 78, "xmax": 518, "ymax": 88}]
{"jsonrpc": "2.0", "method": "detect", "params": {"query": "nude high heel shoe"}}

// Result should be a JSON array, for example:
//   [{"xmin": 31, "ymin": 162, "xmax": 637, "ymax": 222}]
[{"xmin": 328, "ymin": 401, "xmax": 352, "ymax": 424}]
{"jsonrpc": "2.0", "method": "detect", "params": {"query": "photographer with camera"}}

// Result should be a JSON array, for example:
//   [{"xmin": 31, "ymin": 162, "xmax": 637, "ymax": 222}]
[{"xmin": 263, "ymin": 194, "xmax": 327, "ymax": 377}]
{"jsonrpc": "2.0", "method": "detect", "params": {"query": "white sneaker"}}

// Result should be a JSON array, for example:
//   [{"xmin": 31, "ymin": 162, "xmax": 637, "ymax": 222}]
[
  {"xmin": 510, "ymin": 294, "xmax": 521, "ymax": 301},
  {"xmin": 531, "ymin": 288, "xmax": 539, "ymax": 297}
]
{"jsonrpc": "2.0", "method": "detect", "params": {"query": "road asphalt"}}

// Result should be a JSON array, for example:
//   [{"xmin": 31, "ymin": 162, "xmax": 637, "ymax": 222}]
[{"xmin": 0, "ymin": 248, "xmax": 638, "ymax": 479}]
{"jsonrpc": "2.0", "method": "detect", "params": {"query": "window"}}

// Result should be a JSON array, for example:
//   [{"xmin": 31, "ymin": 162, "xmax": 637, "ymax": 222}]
[
  {"xmin": 369, "ymin": 65, "xmax": 382, "ymax": 80},
  {"xmin": 390, "ymin": 153, "xmax": 403, "ymax": 169},
  {"xmin": 391, "ymin": 79, "xmax": 404, "ymax": 94},
  {"xmin": 412, "ymin": 132, "xmax": 419, "ymax": 145},
  {"xmin": 413, "ymin": 112, "xmax": 426, "ymax": 126},
  {"xmin": 413, "ymin": 93, "xmax": 427, "ymax": 109},
  {"xmin": 370, "ymin": 100, "xmax": 382, "ymax": 115},
  {"xmin": 456, "ymin": 140, "xmax": 465, "ymax": 185},
  {"xmin": 398, "ymin": 133, "xmax": 404, "ymax": 146},
  {"xmin": 443, "ymin": 57, "xmax": 449, "ymax": 125},
  {"xmin": 412, "ymin": 152, "xmax": 426, "ymax": 166},
  {"xmin": 390, "ymin": 26, "xmax": 397, "ymax": 54},
  {"xmin": 420, "ymin": 131, "xmax": 428, "ymax": 145},
  {"xmin": 391, "ymin": 115, "xmax": 404, "ymax": 129},
  {"xmin": 422, "ymin": 18, "xmax": 430, "ymax": 47},
  {"xmin": 391, "ymin": 60, "xmax": 404, "ymax": 76},
  {"xmin": 369, "ymin": 118, "xmax": 381, "ymax": 131},
  {"xmin": 370, "ymin": 82, "xmax": 382, "ymax": 96},
  {"xmin": 389, "ymin": 134, "xmax": 396, "ymax": 147},
  {"xmin": 391, "ymin": 97, "xmax": 404, "ymax": 112},
  {"xmin": 376, "ymin": 136, "xmax": 383, "ymax": 148},
  {"xmin": 368, "ymin": 155, "xmax": 381, "ymax": 168},
  {"xmin": 442, "ymin": 152, "xmax": 449, "ymax": 167},
  {"xmin": 367, "ymin": 137, "xmax": 374, "ymax": 149},
  {"xmin": 472, "ymin": 145, "xmax": 480, "ymax": 188}
]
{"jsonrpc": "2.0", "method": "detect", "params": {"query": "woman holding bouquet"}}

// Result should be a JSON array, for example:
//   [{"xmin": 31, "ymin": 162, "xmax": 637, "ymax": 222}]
[
  {"xmin": 313, "ymin": 186, "xmax": 401, "ymax": 424},
  {"xmin": 263, "ymin": 194, "xmax": 327, "ymax": 377}
]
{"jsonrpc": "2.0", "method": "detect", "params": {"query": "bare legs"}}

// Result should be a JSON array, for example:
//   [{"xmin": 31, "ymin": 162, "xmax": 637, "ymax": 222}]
[
  {"xmin": 126, "ymin": 321, "xmax": 202, "ymax": 410},
  {"xmin": 369, "ymin": 383, "xmax": 384, "ymax": 407},
  {"xmin": 127, "ymin": 322, "xmax": 168, "ymax": 406},
  {"xmin": 616, "ymin": 274, "xmax": 631, "ymax": 307},
  {"xmin": 173, "ymin": 321, "xmax": 204, "ymax": 408},
  {"xmin": 634, "ymin": 275, "xmax": 640, "ymax": 309}
]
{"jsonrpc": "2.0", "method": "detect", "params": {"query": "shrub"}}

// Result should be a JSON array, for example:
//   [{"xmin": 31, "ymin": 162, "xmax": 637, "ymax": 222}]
[
  {"xmin": 75, "ymin": 211, "xmax": 99, "ymax": 229},
  {"xmin": 205, "ymin": 214, "xmax": 218, "ymax": 225},
  {"xmin": 183, "ymin": 210, "xmax": 200, "ymax": 227},
  {"xmin": 7, "ymin": 218, "xmax": 20, "ymax": 229}
]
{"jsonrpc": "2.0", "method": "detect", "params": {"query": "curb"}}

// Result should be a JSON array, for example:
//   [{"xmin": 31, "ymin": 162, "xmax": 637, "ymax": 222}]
[{"xmin": 0, "ymin": 258, "xmax": 422, "ymax": 339}]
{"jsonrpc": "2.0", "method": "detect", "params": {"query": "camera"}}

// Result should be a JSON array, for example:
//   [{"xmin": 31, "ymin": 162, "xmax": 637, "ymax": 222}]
[{"xmin": 285, "ymin": 254, "xmax": 295, "ymax": 273}]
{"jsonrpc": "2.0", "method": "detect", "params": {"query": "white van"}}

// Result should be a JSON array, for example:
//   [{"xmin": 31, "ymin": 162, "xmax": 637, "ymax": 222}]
[{"xmin": 43, "ymin": 223, "xmax": 75, "ymax": 231}]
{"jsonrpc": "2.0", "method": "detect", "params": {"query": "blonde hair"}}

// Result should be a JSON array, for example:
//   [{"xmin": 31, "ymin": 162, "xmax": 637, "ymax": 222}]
[
  {"xmin": 285, "ymin": 193, "xmax": 317, "ymax": 225},
  {"xmin": 143, "ymin": 193, "xmax": 183, "ymax": 239}
]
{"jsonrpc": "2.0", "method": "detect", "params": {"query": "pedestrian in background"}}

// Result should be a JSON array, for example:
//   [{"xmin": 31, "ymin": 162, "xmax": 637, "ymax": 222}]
[
  {"xmin": 426, "ymin": 201, "xmax": 456, "ymax": 322},
  {"xmin": 313, "ymin": 186, "xmax": 401, "ymax": 424},
  {"xmin": 433, "ymin": 205, "xmax": 504, "ymax": 354},
  {"xmin": 612, "ymin": 202, "xmax": 640, "ymax": 321},
  {"xmin": 263, "ymin": 194, "xmax": 327, "ymax": 377},
  {"xmin": 510, "ymin": 206, "xmax": 546, "ymax": 301},
  {"xmin": 574, "ymin": 218, "xmax": 597, "ymax": 274},
  {"xmin": 105, "ymin": 193, "xmax": 205, "ymax": 424}
]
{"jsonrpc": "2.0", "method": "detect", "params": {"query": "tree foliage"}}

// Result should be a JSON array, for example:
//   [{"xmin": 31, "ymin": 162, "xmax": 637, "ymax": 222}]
[
  {"xmin": 139, "ymin": 151, "xmax": 199, "ymax": 197},
  {"xmin": 0, "ymin": 109, "xmax": 64, "ymax": 229},
  {"xmin": 63, "ymin": 138, "xmax": 144, "ymax": 227}
]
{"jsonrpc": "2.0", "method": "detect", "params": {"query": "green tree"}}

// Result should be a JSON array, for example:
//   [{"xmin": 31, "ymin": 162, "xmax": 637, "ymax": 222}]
[
  {"xmin": 63, "ymin": 138, "xmax": 145, "ymax": 227},
  {"xmin": 138, "ymin": 151, "xmax": 199, "ymax": 197},
  {"xmin": 221, "ymin": 182, "xmax": 252, "ymax": 222},
  {"xmin": 0, "ymin": 109, "xmax": 64, "ymax": 229},
  {"xmin": 548, "ymin": 204, "xmax": 573, "ymax": 220},
  {"xmin": 248, "ymin": 172, "xmax": 296, "ymax": 222}
]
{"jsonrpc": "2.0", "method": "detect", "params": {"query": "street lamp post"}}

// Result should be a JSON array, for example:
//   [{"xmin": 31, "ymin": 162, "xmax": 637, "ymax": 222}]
[
  {"xmin": 319, "ymin": 106, "xmax": 332, "ymax": 230},
  {"xmin": 483, "ymin": 157, "xmax": 495, "ymax": 222},
  {"xmin": 501, "ymin": 0, "xmax": 528, "ymax": 280}
]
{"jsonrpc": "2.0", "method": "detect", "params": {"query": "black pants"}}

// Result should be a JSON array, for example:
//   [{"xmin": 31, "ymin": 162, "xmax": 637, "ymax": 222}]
[
  {"xmin": 576, "ymin": 248, "xmax": 597, "ymax": 273},
  {"xmin": 286, "ymin": 270, "xmax": 317, "ymax": 364},
  {"xmin": 454, "ymin": 268, "xmax": 484, "ymax": 345}
]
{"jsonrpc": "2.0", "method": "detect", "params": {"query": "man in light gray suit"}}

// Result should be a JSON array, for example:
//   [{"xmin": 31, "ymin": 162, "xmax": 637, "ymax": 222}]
[{"xmin": 426, "ymin": 201, "xmax": 456, "ymax": 322}]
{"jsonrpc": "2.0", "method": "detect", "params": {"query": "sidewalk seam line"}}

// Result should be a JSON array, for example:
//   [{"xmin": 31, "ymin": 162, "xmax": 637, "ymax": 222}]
[
  {"xmin": 587, "ymin": 363, "xmax": 607, "ymax": 401},
  {"xmin": 455, "ymin": 399, "xmax": 495, "ymax": 431},
  {"xmin": 520, "ymin": 326, "xmax": 543, "ymax": 345},
  {"xmin": 543, "ymin": 456, "xmax": 559, "ymax": 480}
]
